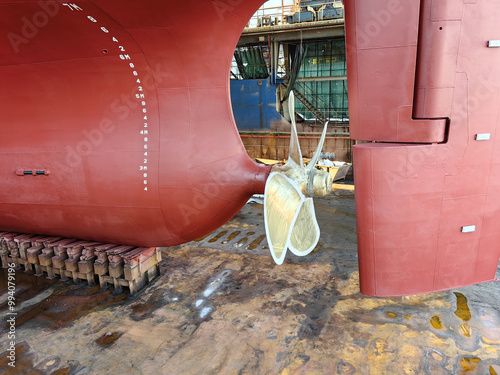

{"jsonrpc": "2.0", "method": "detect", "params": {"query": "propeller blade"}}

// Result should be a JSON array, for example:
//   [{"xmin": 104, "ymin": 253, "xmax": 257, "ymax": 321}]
[
  {"xmin": 264, "ymin": 172, "xmax": 304, "ymax": 265},
  {"xmin": 289, "ymin": 198, "xmax": 320, "ymax": 256},
  {"xmin": 263, "ymin": 91, "xmax": 332, "ymax": 264},
  {"xmin": 306, "ymin": 120, "xmax": 329, "ymax": 171},
  {"xmin": 286, "ymin": 92, "xmax": 305, "ymax": 170}
]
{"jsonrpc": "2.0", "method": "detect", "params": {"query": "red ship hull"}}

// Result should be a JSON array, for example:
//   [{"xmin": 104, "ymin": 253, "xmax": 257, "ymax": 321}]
[
  {"xmin": 0, "ymin": 0, "xmax": 269, "ymax": 246},
  {"xmin": 346, "ymin": 0, "xmax": 500, "ymax": 295}
]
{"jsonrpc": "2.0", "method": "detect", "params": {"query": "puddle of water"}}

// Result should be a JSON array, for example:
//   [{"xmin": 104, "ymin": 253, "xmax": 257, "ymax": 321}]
[
  {"xmin": 459, "ymin": 357, "xmax": 480, "ymax": 374},
  {"xmin": 430, "ymin": 315, "xmax": 443, "ymax": 330},
  {"xmin": 222, "ymin": 231, "xmax": 241, "ymax": 244},
  {"xmin": 459, "ymin": 324, "xmax": 472, "ymax": 338},
  {"xmin": 208, "ymin": 231, "xmax": 228, "ymax": 243},
  {"xmin": 129, "ymin": 302, "xmax": 161, "ymax": 321},
  {"xmin": 0, "ymin": 269, "xmax": 58, "ymax": 310},
  {"xmin": 234, "ymin": 232, "xmax": 256, "ymax": 248},
  {"xmin": 0, "ymin": 343, "xmax": 43, "ymax": 374},
  {"xmin": 194, "ymin": 232, "xmax": 213, "ymax": 242},
  {"xmin": 453, "ymin": 293, "xmax": 472, "ymax": 338},
  {"xmin": 13, "ymin": 285, "xmax": 126, "ymax": 330},
  {"xmin": 234, "ymin": 238, "xmax": 248, "ymax": 248},
  {"xmin": 52, "ymin": 368, "xmax": 72, "ymax": 375},
  {"xmin": 454, "ymin": 292, "xmax": 472, "ymax": 322},
  {"xmin": 96, "ymin": 332, "xmax": 123, "ymax": 347},
  {"xmin": 52, "ymin": 368, "xmax": 70, "ymax": 375},
  {"xmin": 246, "ymin": 235, "xmax": 266, "ymax": 250}
]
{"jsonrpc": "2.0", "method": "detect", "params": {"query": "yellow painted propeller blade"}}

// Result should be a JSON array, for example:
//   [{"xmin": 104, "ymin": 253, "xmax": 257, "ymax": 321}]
[
  {"xmin": 286, "ymin": 92, "xmax": 304, "ymax": 170},
  {"xmin": 264, "ymin": 172, "xmax": 304, "ymax": 265},
  {"xmin": 289, "ymin": 198, "xmax": 320, "ymax": 256},
  {"xmin": 263, "ymin": 90, "xmax": 331, "ymax": 265},
  {"xmin": 306, "ymin": 120, "xmax": 329, "ymax": 172}
]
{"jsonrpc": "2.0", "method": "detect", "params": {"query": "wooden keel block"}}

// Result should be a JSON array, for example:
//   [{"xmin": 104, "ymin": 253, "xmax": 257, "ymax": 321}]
[
  {"xmin": 106, "ymin": 246, "xmax": 135, "ymax": 260},
  {"xmin": 93, "ymin": 244, "xmax": 119, "ymax": 273},
  {"xmin": 27, "ymin": 246, "xmax": 43, "ymax": 264},
  {"xmin": 78, "ymin": 258, "xmax": 95, "ymax": 274},
  {"xmin": 105, "ymin": 246, "xmax": 134, "ymax": 279},
  {"xmin": 50, "ymin": 239, "xmax": 74, "ymax": 264},
  {"xmin": 109, "ymin": 262, "xmax": 124, "ymax": 279},
  {"xmin": 80, "ymin": 243, "xmax": 102, "ymax": 262},
  {"xmin": 0, "ymin": 238, "xmax": 9, "ymax": 268},
  {"xmin": 30, "ymin": 236, "xmax": 61, "ymax": 248},
  {"xmin": 39, "ymin": 248, "xmax": 55, "ymax": 267},
  {"xmin": 98, "ymin": 274, "xmax": 113, "ymax": 290},
  {"xmin": 64, "ymin": 258, "xmax": 79, "ymax": 272},
  {"xmin": 51, "ymin": 255, "xmax": 66, "ymax": 269},
  {"xmin": 123, "ymin": 247, "xmax": 161, "ymax": 281},
  {"xmin": 0, "ymin": 253, "xmax": 8, "ymax": 268},
  {"xmin": 7, "ymin": 237, "xmax": 22, "ymax": 269},
  {"xmin": 62, "ymin": 241, "xmax": 98, "ymax": 262},
  {"xmin": 0, "ymin": 231, "xmax": 164, "ymax": 294},
  {"xmin": 94, "ymin": 261, "xmax": 109, "ymax": 277},
  {"xmin": 53, "ymin": 239, "xmax": 78, "ymax": 255},
  {"xmin": 45, "ymin": 266, "xmax": 57, "ymax": 279},
  {"xmin": 15, "ymin": 234, "xmax": 36, "ymax": 263}
]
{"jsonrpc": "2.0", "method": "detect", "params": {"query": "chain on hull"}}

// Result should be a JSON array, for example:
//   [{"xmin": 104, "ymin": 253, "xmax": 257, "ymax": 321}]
[{"xmin": 0, "ymin": 232, "xmax": 162, "ymax": 295}]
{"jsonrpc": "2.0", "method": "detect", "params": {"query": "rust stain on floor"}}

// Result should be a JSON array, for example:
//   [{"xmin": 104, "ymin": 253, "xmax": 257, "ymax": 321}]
[{"xmin": 1, "ymin": 186, "xmax": 500, "ymax": 374}]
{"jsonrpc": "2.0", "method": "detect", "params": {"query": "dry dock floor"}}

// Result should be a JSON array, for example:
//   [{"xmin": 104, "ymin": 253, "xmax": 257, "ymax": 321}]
[{"xmin": 1, "ymin": 183, "xmax": 500, "ymax": 374}]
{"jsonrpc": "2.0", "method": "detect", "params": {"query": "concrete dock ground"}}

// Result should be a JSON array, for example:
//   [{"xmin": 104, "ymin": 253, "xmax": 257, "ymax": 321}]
[{"xmin": 1, "ymin": 182, "xmax": 499, "ymax": 374}]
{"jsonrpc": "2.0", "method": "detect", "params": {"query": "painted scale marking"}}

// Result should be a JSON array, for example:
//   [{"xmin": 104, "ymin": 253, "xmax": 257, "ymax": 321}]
[{"xmin": 64, "ymin": 3, "xmax": 150, "ymax": 192}]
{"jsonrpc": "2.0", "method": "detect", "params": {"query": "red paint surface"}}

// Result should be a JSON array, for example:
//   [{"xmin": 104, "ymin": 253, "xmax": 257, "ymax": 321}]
[
  {"xmin": 0, "ymin": 0, "xmax": 270, "ymax": 246},
  {"xmin": 347, "ymin": 0, "xmax": 500, "ymax": 295}
]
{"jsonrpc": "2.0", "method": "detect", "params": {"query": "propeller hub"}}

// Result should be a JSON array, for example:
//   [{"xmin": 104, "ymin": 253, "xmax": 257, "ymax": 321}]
[{"xmin": 307, "ymin": 169, "xmax": 332, "ymax": 197}]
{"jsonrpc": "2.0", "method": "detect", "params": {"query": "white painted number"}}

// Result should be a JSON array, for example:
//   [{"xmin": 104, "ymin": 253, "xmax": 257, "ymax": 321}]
[
  {"xmin": 62, "ymin": 3, "xmax": 83, "ymax": 11},
  {"xmin": 76, "ymin": 10, "xmax": 152, "ymax": 193}
]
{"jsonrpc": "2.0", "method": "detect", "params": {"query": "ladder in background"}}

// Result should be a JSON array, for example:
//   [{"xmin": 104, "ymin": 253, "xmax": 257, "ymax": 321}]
[{"xmin": 283, "ymin": 82, "xmax": 329, "ymax": 124}]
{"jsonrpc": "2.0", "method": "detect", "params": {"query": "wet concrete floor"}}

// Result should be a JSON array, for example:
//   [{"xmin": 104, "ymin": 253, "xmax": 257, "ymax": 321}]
[{"xmin": 1, "ymin": 183, "xmax": 500, "ymax": 374}]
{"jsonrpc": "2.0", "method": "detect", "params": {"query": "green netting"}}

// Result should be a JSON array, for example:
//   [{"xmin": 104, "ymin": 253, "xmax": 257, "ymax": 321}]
[
  {"xmin": 299, "ymin": 39, "xmax": 346, "ymax": 78},
  {"xmin": 234, "ymin": 46, "xmax": 269, "ymax": 79},
  {"xmin": 294, "ymin": 39, "xmax": 348, "ymax": 121}
]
